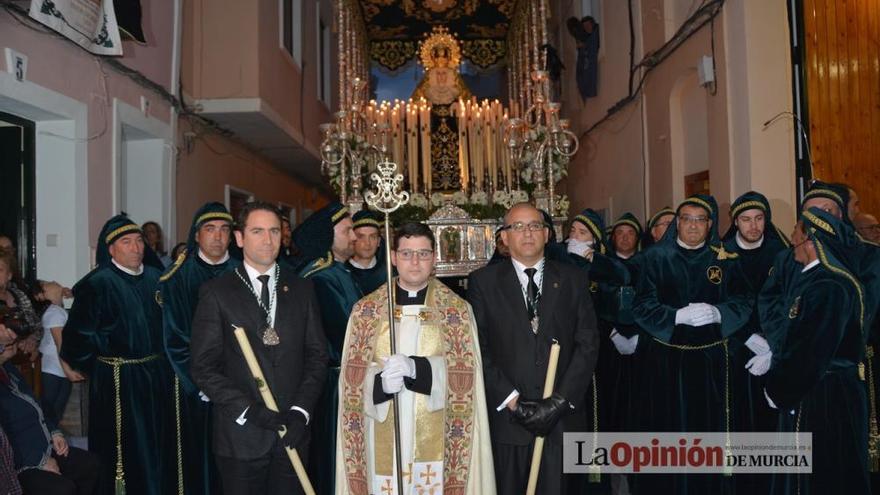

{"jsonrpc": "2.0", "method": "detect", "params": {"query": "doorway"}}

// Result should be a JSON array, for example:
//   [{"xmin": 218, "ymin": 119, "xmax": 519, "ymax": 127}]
[{"xmin": 0, "ymin": 111, "xmax": 36, "ymax": 283}]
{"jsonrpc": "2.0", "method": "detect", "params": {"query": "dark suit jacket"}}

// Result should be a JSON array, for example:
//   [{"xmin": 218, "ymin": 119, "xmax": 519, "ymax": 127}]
[
  {"xmin": 467, "ymin": 258, "xmax": 598, "ymax": 445},
  {"xmin": 190, "ymin": 264, "xmax": 328, "ymax": 460}
]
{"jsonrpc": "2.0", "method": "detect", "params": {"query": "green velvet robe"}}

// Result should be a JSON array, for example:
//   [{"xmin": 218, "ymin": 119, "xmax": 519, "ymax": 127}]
[
  {"xmin": 160, "ymin": 253, "xmax": 240, "ymax": 495},
  {"xmin": 300, "ymin": 258, "xmax": 363, "ymax": 495},
  {"xmin": 632, "ymin": 242, "xmax": 752, "ymax": 495},
  {"xmin": 61, "ymin": 264, "xmax": 175, "ymax": 495},
  {"xmin": 590, "ymin": 252, "xmax": 641, "ymax": 434},
  {"xmin": 724, "ymin": 237, "xmax": 790, "ymax": 434},
  {"xmin": 766, "ymin": 264, "xmax": 869, "ymax": 494}
]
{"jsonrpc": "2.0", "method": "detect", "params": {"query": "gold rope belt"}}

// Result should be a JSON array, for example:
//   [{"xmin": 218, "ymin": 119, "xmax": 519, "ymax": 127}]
[
  {"xmin": 97, "ymin": 354, "xmax": 163, "ymax": 495},
  {"xmin": 652, "ymin": 338, "xmax": 732, "ymax": 474},
  {"xmin": 867, "ymin": 346, "xmax": 879, "ymax": 472}
]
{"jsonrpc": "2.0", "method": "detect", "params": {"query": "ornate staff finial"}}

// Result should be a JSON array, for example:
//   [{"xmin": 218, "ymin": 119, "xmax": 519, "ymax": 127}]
[{"xmin": 365, "ymin": 160, "xmax": 410, "ymax": 214}]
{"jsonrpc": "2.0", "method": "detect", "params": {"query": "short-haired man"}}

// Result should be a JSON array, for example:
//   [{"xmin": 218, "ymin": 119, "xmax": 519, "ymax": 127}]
[
  {"xmin": 609, "ymin": 213, "xmax": 641, "ymax": 260},
  {"xmin": 160, "ymin": 202, "xmax": 240, "ymax": 494},
  {"xmin": 468, "ymin": 202, "xmax": 598, "ymax": 494},
  {"xmin": 336, "ymin": 222, "xmax": 496, "ymax": 494},
  {"xmin": 346, "ymin": 209, "xmax": 387, "ymax": 295},
  {"xmin": 62, "ymin": 214, "xmax": 176, "ymax": 494},
  {"xmin": 643, "ymin": 207, "xmax": 675, "ymax": 248},
  {"xmin": 190, "ymin": 202, "xmax": 328, "ymax": 495}
]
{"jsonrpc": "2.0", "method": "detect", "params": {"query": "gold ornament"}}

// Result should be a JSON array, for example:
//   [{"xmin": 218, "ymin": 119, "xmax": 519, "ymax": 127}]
[{"xmin": 420, "ymin": 26, "xmax": 462, "ymax": 69}]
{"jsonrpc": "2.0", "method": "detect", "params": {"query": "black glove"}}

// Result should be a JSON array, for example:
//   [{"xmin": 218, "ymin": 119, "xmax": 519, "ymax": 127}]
[
  {"xmin": 280, "ymin": 410, "xmax": 308, "ymax": 449},
  {"xmin": 247, "ymin": 404, "xmax": 283, "ymax": 431},
  {"xmin": 515, "ymin": 394, "xmax": 570, "ymax": 437}
]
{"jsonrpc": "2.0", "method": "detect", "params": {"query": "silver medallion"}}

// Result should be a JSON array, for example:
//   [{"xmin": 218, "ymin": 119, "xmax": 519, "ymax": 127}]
[{"xmin": 262, "ymin": 326, "xmax": 280, "ymax": 346}]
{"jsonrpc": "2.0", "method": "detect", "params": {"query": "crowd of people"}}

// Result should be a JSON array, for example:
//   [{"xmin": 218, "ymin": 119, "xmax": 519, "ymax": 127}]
[{"xmin": 0, "ymin": 180, "xmax": 878, "ymax": 495}]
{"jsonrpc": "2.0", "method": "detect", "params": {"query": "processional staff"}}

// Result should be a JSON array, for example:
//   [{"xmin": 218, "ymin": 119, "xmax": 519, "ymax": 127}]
[{"xmin": 364, "ymin": 158, "xmax": 410, "ymax": 495}]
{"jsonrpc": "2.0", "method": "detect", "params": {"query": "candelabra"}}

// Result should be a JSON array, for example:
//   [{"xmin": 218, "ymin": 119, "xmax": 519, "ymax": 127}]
[
  {"xmin": 320, "ymin": 77, "xmax": 388, "ymax": 212},
  {"xmin": 503, "ymin": 70, "xmax": 579, "ymax": 214}
]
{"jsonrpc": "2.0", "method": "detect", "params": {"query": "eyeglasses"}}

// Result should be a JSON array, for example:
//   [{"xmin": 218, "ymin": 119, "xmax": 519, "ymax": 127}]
[
  {"xmin": 396, "ymin": 249, "xmax": 434, "ymax": 261},
  {"xmin": 678, "ymin": 215, "xmax": 709, "ymax": 225},
  {"xmin": 857, "ymin": 224, "xmax": 880, "ymax": 233},
  {"xmin": 503, "ymin": 221, "xmax": 547, "ymax": 233}
]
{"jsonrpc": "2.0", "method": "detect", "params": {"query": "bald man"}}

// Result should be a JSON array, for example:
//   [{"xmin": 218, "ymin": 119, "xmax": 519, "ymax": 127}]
[
  {"xmin": 855, "ymin": 212, "xmax": 880, "ymax": 243},
  {"xmin": 468, "ymin": 202, "xmax": 599, "ymax": 495}
]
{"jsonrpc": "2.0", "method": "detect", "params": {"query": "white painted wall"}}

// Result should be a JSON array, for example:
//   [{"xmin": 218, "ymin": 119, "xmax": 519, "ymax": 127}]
[{"xmin": 112, "ymin": 98, "xmax": 174, "ymax": 242}]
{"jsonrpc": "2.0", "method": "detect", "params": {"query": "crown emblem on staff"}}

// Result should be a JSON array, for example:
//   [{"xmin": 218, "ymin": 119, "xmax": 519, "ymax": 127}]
[{"xmin": 365, "ymin": 160, "xmax": 410, "ymax": 214}]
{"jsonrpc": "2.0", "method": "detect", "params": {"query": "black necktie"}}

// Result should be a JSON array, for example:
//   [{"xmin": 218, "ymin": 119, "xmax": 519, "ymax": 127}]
[
  {"xmin": 524, "ymin": 267, "xmax": 539, "ymax": 321},
  {"xmin": 257, "ymin": 274, "xmax": 271, "ymax": 311}
]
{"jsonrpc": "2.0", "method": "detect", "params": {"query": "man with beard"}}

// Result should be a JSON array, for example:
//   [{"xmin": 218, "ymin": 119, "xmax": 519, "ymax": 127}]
[
  {"xmin": 160, "ymin": 202, "xmax": 240, "ymax": 494},
  {"xmin": 294, "ymin": 202, "xmax": 362, "ymax": 495}
]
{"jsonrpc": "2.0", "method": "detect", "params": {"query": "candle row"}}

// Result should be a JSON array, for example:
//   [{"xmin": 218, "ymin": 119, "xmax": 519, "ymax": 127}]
[{"xmin": 362, "ymin": 97, "xmax": 516, "ymax": 196}]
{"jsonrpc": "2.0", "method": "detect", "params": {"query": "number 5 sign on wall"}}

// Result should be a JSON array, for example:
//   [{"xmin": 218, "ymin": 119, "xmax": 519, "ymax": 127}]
[{"xmin": 4, "ymin": 48, "xmax": 28, "ymax": 82}]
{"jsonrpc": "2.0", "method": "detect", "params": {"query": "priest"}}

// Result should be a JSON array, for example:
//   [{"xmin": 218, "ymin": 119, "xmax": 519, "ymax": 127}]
[
  {"xmin": 336, "ymin": 222, "xmax": 495, "ymax": 494},
  {"xmin": 160, "ymin": 202, "xmax": 240, "ymax": 495},
  {"xmin": 61, "ymin": 214, "xmax": 176, "ymax": 495}
]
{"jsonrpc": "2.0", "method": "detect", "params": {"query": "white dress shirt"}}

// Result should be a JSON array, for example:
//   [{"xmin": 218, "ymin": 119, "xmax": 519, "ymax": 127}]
[
  {"xmin": 235, "ymin": 261, "xmax": 309, "ymax": 425},
  {"xmin": 496, "ymin": 257, "xmax": 545, "ymax": 411}
]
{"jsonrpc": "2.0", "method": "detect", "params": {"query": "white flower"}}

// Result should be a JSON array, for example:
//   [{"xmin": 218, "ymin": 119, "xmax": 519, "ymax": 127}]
[
  {"xmin": 492, "ymin": 190, "xmax": 509, "ymax": 207},
  {"xmin": 520, "ymin": 167, "xmax": 533, "ymax": 184},
  {"xmin": 452, "ymin": 190, "xmax": 469, "ymax": 205},
  {"xmin": 430, "ymin": 192, "xmax": 446, "ymax": 207},
  {"xmin": 511, "ymin": 189, "xmax": 529, "ymax": 204},
  {"xmin": 470, "ymin": 191, "xmax": 489, "ymax": 205},
  {"xmin": 410, "ymin": 193, "xmax": 429, "ymax": 208}
]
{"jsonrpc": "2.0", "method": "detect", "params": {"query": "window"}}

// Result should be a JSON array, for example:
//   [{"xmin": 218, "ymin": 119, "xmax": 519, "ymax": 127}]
[
  {"xmin": 317, "ymin": 2, "xmax": 331, "ymax": 105},
  {"xmin": 281, "ymin": 0, "xmax": 303, "ymax": 64}
]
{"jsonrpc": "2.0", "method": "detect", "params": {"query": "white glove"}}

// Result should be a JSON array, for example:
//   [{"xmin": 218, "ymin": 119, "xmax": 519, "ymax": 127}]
[
  {"xmin": 745, "ymin": 334, "xmax": 770, "ymax": 355},
  {"xmin": 745, "ymin": 352, "xmax": 772, "ymax": 376},
  {"xmin": 198, "ymin": 391, "xmax": 211, "ymax": 403},
  {"xmin": 567, "ymin": 239, "xmax": 594, "ymax": 258},
  {"xmin": 382, "ymin": 354, "xmax": 417, "ymax": 380},
  {"xmin": 763, "ymin": 389, "xmax": 778, "ymax": 409},
  {"xmin": 675, "ymin": 304, "xmax": 701, "ymax": 325},
  {"xmin": 689, "ymin": 303, "xmax": 722, "ymax": 326},
  {"xmin": 610, "ymin": 329, "xmax": 638, "ymax": 355},
  {"xmin": 381, "ymin": 373, "xmax": 405, "ymax": 395}
]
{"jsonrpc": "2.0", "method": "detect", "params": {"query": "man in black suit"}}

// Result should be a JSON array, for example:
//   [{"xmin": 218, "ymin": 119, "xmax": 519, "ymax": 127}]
[
  {"xmin": 468, "ymin": 202, "xmax": 599, "ymax": 495},
  {"xmin": 190, "ymin": 201, "xmax": 328, "ymax": 495}
]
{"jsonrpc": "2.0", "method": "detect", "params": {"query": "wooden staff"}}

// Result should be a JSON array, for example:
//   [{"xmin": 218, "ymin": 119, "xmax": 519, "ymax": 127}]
[
  {"xmin": 526, "ymin": 340, "xmax": 561, "ymax": 495},
  {"xmin": 232, "ymin": 326, "xmax": 316, "ymax": 495}
]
